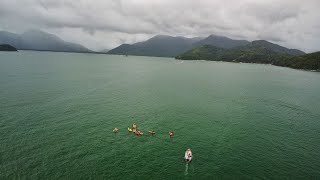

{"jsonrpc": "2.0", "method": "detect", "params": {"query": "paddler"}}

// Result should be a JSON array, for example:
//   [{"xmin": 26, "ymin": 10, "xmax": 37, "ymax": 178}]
[
  {"xmin": 132, "ymin": 123, "xmax": 137, "ymax": 133},
  {"xmin": 113, "ymin": 128, "xmax": 119, "ymax": 133},
  {"xmin": 169, "ymin": 131, "xmax": 173, "ymax": 137},
  {"xmin": 135, "ymin": 130, "xmax": 142, "ymax": 136}
]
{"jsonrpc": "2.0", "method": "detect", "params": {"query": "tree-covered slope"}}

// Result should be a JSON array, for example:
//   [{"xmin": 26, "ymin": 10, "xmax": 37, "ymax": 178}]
[
  {"xmin": 284, "ymin": 52, "xmax": 320, "ymax": 70},
  {"xmin": 249, "ymin": 40, "xmax": 305, "ymax": 56},
  {"xmin": 192, "ymin": 35, "xmax": 249, "ymax": 49},
  {"xmin": 176, "ymin": 40, "xmax": 318, "ymax": 70},
  {"xmin": 176, "ymin": 41, "xmax": 294, "ymax": 63},
  {"xmin": 175, "ymin": 45, "xmax": 226, "ymax": 60}
]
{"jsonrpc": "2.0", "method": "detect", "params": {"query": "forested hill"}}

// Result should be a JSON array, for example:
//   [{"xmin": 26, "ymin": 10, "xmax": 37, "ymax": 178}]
[{"xmin": 176, "ymin": 41, "xmax": 319, "ymax": 71}]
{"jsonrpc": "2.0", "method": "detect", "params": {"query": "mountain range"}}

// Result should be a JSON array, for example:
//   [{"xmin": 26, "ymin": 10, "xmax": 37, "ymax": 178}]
[
  {"xmin": 107, "ymin": 34, "xmax": 254, "ymax": 57},
  {"xmin": 108, "ymin": 34, "xmax": 320, "ymax": 70},
  {"xmin": 0, "ymin": 30, "xmax": 91, "ymax": 53},
  {"xmin": 1, "ymin": 29, "xmax": 317, "ymax": 71}
]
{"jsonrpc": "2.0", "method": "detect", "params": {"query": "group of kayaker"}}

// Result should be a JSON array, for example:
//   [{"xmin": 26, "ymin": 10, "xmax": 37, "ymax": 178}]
[
  {"xmin": 113, "ymin": 123, "xmax": 174, "ymax": 137},
  {"xmin": 113, "ymin": 123, "xmax": 192, "ymax": 162}
]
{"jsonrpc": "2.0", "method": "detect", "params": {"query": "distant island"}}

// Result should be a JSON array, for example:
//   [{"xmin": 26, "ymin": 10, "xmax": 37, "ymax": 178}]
[
  {"xmin": 0, "ymin": 44, "xmax": 17, "ymax": 51},
  {"xmin": 175, "ymin": 40, "xmax": 319, "ymax": 71}
]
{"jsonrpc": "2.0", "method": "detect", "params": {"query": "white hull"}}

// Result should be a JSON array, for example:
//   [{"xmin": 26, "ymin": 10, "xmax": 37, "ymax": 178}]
[{"xmin": 184, "ymin": 149, "xmax": 192, "ymax": 162}]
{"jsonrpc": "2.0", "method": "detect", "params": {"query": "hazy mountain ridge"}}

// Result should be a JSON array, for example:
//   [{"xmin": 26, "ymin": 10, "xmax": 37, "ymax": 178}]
[
  {"xmin": 0, "ymin": 44, "xmax": 18, "ymax": 51},
  {"xmin": 192, "ymin": 35, "xmax": 250, "ymax": 49},
  {"xmin": 0, "ymin": 30, "xmax": 91, "ymax": 53},
  {"xmin": 108, "ymin": 35, "xmax": 205, "ymax": 57}
]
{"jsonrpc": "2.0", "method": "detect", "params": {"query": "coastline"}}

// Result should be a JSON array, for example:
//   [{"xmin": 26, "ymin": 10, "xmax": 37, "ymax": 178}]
[{"xmin": 175, "ymin": 58, "xmax": 320, "ymax": 72}]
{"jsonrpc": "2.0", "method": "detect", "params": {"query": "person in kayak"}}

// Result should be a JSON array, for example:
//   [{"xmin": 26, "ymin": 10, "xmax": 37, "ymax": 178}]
[
  {"xmin": 132, "ymin": 123, "xmax": 137, "ymax": 133},
  {"xmin": 135, "ymin": 130, "xmax": 143, "ymax": 136},
  {"xmin": 113, "ymin": 128, "xmax": 119, "ymax": 133},
  {"xmin": 169, "ymin": 131, "xmax": 173, "ymax": 137},
  {"xmin": 184, "ymin": 149, "xmax": 192, "ymax": 162},
  {"xmin": 135, "ymin": 130, "xmax": 140, "ymax": 135}
]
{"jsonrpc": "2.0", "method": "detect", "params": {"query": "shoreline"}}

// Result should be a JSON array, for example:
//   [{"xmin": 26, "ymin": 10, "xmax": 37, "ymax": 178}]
[
  {"xmin": 175, "ymin": 58, "xmax": 320, "ymax": 72},
  {"xmin": 2, "ymin": 50, "xmax": 319, "ymax": 72},
  {"xmin": 16, "ymin": 49, "xmax": 108, "ymax": 54}
]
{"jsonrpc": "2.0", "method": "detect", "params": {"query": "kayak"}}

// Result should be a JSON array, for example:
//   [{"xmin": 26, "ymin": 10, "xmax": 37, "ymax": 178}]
[
  {"xmin": 135, "ymin": 130, "xmax": 143, "ymax": 135},
  {"xmin": 169, "ymin": 131, "xmax": 173, "ymax": 137},
  {"xmin": 184, "ymin": 149, "xmax": 192, "ymax": 162},
  {"xmin": 128, "ymin": 127, "xmax": 132, "ymax": 132},
  {"xmin": 132, "ymin": 123, "xmax": 137, "ymax": 129}
]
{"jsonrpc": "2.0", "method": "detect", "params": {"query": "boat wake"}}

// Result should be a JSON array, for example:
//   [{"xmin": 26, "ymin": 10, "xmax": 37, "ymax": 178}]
[
  {"xmin": 176, "ymin": 60, "xmax": 184, "ymax": 64},
  {"xmin": 184, "ymin": 163, "xmax": 189, "ymax": 176}
]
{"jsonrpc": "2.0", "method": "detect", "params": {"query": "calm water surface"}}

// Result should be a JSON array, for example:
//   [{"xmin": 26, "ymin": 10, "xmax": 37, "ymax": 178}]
[{"xmin": 1, "ymin": 51, "xmax": 320, "ymax": 179}]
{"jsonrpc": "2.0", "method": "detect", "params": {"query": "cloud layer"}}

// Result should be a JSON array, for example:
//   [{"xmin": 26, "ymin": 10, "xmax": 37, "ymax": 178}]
[{"xmin": 0, "ymin": 0, "xmax": 319, "ymax": 52}]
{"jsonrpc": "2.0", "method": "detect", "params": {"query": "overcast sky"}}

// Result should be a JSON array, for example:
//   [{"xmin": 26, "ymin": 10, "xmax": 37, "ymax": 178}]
[{"xmin": 0, "ymin": 0, "xmax": 319, "ymax": 52}]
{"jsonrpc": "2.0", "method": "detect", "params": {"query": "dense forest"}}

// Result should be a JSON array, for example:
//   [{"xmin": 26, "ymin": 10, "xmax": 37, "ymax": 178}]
[{"xmin": 176, "ymin": 41, "xmax": 319, "ymax": 71}]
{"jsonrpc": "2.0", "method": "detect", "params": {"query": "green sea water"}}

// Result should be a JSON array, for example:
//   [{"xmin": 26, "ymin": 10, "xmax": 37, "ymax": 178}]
[{"xmin": 1, "ymin": 51, "xmax": 320, "ymax": 179}]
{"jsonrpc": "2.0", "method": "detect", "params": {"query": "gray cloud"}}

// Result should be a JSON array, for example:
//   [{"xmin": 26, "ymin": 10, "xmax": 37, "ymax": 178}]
[{"xmin": 0, "ymin": 0, "xmax": 319, "ymax": 52}]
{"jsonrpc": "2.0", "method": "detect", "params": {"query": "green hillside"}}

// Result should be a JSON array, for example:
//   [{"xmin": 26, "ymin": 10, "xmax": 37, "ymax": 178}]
[
  {"xmin": 176, "ymin": 41, "xmax": 319, "ymax": 71},
  {"xmin": 285, "ymin": 52, "xmax": 320, "ymax": 70}
]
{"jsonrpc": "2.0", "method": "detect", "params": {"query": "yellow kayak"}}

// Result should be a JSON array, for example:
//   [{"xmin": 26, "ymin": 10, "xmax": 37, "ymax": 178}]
[{"xmin": 128, "ymin": 127, "xmax": 132, "ymax": 132}]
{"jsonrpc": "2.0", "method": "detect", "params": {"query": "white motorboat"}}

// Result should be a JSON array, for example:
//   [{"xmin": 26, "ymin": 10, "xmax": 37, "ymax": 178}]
[{"xmin": 184, "ymin": 149, "xmax": 192, "ymax": 162}]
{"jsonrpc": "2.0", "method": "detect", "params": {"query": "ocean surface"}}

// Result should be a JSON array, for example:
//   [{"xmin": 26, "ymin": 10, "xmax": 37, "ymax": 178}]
[{"xmin": 1, "ymin": 51, "xmax": 320, "ymax": 179}]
